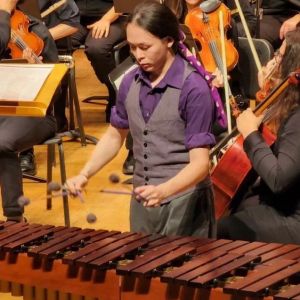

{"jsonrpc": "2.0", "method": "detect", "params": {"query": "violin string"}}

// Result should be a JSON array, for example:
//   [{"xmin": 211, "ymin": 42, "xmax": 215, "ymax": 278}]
[
  {"xmin": 203, "ymin": 15, "xmax": 233, "ymax": 97},
  {"xmin": 11, "ymin": 30, "xmax": 41, "ymax": 63}
]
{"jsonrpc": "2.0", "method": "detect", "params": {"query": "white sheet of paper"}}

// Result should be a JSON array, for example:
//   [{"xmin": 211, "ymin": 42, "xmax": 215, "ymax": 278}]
[{"xmin": 0, "ymin": 64, "xmax": 54, "ymax": 101}]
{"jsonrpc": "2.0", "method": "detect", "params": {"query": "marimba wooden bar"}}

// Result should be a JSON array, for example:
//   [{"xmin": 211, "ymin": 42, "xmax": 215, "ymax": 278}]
[{"xmin": 0, "ymin": 221, "xmax": 299, "ymax": 300}]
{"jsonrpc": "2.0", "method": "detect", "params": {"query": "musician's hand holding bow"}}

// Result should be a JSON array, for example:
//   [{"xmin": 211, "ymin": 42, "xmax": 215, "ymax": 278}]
[
  {"xmin": 134, "ymin": 184, "xmax": 168, "ymax": 208},
  {"xmin": 0, "ymin": 0, "xmax": 18, "ymax": 14},
  {"xmin": 236, "ymin": 108, "xmax": 264, "ymax": 139}
]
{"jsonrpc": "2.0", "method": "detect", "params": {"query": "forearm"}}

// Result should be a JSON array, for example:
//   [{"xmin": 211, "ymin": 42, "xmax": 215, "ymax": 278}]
[
  {"xmin": 0, "ymin": 10, "xmax": 11, "ymax": 57},
  {"xmin": 49, "ymin": 24, "xmax": 78, "ymax": 40},
  {"xmin": 160, "ymin": 148, "xmax": 210, "ymax": 198},
  {"xmin": 101, "ymin": 6, "xmax": 121, "ymax": 24},
  {"xmin": 80, "ymin": 126, "xmax": 128, "ymax": 179}
]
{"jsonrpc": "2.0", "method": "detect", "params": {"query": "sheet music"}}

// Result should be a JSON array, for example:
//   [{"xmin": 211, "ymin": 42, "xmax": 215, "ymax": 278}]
[{"xmin": 0, "ymin": 64, "xmax": 54, "ymax": 101}]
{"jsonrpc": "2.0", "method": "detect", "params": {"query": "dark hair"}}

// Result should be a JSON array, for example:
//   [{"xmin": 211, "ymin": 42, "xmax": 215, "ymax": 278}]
[
  {"xmin": 267, "ymin": 27, "xmax": 300, "ymax": 132},
  {"xmin": 127, "ymin": 1, "xmax": 180, "ymax": 52}
]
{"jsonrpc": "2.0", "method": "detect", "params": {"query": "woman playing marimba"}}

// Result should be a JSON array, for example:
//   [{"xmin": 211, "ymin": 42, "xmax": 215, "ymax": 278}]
[{"xmin": 66, "ymin": 1, "xmax": 220, "ymax": 237}]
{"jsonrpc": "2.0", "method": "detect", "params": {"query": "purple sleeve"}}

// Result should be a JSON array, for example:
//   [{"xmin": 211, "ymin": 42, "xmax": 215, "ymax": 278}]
[
  {"xmin": 110, "ymin": 69, "xmax": 136, "ymax": 129},
  {"xmin": 180, "ymin": 72, "xmax": 216, "ymax": 149}
]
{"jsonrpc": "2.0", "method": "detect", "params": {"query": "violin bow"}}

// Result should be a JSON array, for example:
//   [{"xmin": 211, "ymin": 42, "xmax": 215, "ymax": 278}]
[
  {"xmin": 40, "ymin": 0, "xmax": 67, "ymax": 18},
  {"xmin": 234, "ymin": 0, "xmax": 262, "ymax": 72},
  {"xmin": 218, "ymin": 10, "xmax": 234, "ymax": 133}
]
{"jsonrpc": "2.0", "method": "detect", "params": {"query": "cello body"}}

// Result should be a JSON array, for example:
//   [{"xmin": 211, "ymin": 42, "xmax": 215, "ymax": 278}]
[{"xmin": 211, "ymin": 126, "xmax": 276, "ymax": 220}]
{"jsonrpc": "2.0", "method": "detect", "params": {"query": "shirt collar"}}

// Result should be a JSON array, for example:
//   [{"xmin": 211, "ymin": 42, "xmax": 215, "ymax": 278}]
[{"xmin": 134, "ymin": 54, "xmax": 185, "ymax": 89}]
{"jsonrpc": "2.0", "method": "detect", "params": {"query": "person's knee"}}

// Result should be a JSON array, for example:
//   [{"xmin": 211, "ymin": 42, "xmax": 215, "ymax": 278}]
[{"xmin": 85, "ymin": 40, "xmax": 112, "ymax": 60}]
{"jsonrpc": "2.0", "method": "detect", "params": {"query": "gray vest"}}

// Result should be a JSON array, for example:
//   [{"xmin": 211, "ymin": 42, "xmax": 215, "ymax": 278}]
[{"xmin": 125, "ymin": 60, "xmax": 208, "ymax": 203}]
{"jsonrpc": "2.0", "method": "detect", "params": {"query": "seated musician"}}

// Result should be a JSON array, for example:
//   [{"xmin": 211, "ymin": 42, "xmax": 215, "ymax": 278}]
[
  {"xmin": 19, "ymin": 0, "xmax": 80, "ymax": 176},
  {"xmin": 217, "ymin": 27, "xmax": 300, "ymax": 244},
  {"xmin": 0, "ymin": 0, "xmax": 57, "ymax": 222},
  {"xmin": 255, "ymin": 0, "xmax": 299, "ymax": 49},
  {"xmin": 67, "ymin": 1, "xmax": 219, "ymax": 237}
]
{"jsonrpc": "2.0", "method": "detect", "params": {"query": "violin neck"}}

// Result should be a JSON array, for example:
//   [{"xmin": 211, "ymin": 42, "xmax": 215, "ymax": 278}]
[{"xmin": 11, "ymin": 30, "xmax": 42, "ymax": 64}]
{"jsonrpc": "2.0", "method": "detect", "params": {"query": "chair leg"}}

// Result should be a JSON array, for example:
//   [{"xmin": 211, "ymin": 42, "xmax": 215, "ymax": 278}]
[
  {"xmin": 46, "ymin": 144, "xmax": 54, "ymax": 210},
  {"xmin": 57, "ymin": 141, "xmax": 70, "ymax": 227}
]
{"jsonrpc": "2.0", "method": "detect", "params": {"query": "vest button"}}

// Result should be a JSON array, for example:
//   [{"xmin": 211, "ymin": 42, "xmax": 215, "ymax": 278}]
[
  {"xmin": 144, "ymin": 142, "xmax": 147, "ymax": 147},
  {"xmin": 145, "ymin": 176, "xmax": 149, "ymax": 181},
  {"xmin": 143, "ymin": 130, "xmax": 148, "ymax": 135},
  {"xmin": 145, "ymin": 182, "xmax": 148, "ymax": 185},
  {"xmin": 144, "ymin": 166, "xmax": 148, "ymax": 171},
  {"xmin": 144, "ymin": 154, "xmax": 148, "ymax": 159}
]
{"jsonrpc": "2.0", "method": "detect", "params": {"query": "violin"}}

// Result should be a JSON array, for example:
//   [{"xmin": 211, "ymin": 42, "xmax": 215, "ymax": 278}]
[
  {"xmin": 8, "ymin": 10, "xmax": 44, "ymax": 63},
  {"xmin": 185, "ymin": 0, "xmax": 239, "ymax": 73},
  {"xmin": 256, "ymin": 52, "xmax": 283, "ymax": 102}
]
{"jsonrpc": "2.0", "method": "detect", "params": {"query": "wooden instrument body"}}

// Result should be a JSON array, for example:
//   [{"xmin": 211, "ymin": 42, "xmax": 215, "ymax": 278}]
[
  {"xmin": 185, "ymin": 3, "xmax": 239, "ymax": 73},
  {"xmin": 1, "ymin": 221, "xmax": 300, "ymax": 300},
  {"xmin": 9, "ymin": 10, "xmax": 44, "ymax": 59},
  {"xmin": 211, "ymin": 126, "xmax": 276, "ymax": 219}
]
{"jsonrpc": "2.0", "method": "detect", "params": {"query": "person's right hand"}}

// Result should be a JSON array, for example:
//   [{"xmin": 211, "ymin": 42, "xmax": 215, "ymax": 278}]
[
  {"xmin": 65, "ymin": 174, "xmax": 88, "ymax": 196},
  {"xmin": 87, "ymin": 18, "xmax": 111, "ymax": 39},
  {"xmin": 0, "ymin": 0, "xmax": 18, "ymax": 14}
]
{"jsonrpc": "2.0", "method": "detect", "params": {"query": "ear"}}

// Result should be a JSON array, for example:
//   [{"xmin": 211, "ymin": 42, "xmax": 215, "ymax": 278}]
[{"xmin": 165, "ymin": 37, "xmax": 175, "ymax": 49}]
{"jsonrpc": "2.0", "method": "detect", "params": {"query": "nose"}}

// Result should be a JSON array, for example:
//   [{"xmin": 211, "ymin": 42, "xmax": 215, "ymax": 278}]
[{"xmin": 134, "ymin": 48, "xmax": 145, "ymax": 62}]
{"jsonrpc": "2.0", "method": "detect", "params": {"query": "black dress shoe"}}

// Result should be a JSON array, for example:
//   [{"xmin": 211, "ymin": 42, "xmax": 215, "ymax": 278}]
[
  {"xmin": 122, "ymin": 151, "xmax": 135, "ymax": 175},
  {"xmin": 20, "ymin": 153, "xmax": 37, "ymax": 176}
]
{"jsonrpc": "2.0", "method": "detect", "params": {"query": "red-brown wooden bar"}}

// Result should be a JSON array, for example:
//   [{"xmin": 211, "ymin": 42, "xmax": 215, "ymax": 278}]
[{"xmin": 0, "ymin": 221, "xmax": 299, "ymax": 300}]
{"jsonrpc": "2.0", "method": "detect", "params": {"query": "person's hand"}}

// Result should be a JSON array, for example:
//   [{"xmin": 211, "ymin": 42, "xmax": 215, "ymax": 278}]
[
  {"xmin": 22, "ymin": 48, "xmax": 43, "ymax": 64},
  {"xmin": 0, "ymin": 0, "xmax": 18, "ymax": 14},
  {"xmin": 87, "ymin": 18, "xmax": 111, "ymax": 39},
  {"xmin": 211, "ymin": 68, "xmax": 224, "ymax": 88},
  {"xmin": 236, "ymin": 108, "xmax": 264, "ymax": 139},
  {"xmin": 65, "ymin": 174, "xmax": 88, "ymax": 196},
  {"xmin": 134, "ymin": 184, "xmax": 168, "ymax": 208},
  {"xmin": 279, "ymin": 14, "xmax": 300, "ymax": 39}
]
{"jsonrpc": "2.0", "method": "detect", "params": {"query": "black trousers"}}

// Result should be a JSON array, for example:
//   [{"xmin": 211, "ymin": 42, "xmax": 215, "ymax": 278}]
[
  {"xmin": 72, "ymin": 17, "xmax": 126, "ymax": 119},
  {"xmin": 217, "ymin": 203, "xmax": 300, "ymax": 244},
  {"xmin": 0, "ymin": 116, "xmax": 56, "ymax": 217}
]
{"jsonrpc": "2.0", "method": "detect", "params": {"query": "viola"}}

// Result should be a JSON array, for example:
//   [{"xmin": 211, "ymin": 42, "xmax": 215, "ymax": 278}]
[
  {"xmin": 185, "ymin": 1, "xmax": 239, "ymax": 73},
  {"xmin": 210, "ymin": 69, "xmax": 300, "ymax": 220},
  {"xmin": 8, "ymin": 10, "xmax": 44, "ymax": 64}
]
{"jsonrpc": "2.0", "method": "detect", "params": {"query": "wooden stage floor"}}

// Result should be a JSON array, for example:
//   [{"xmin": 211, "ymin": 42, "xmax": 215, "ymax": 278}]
[{"xmin": 0, "ymin": 49, "xmax": 132, "ymax": 300}]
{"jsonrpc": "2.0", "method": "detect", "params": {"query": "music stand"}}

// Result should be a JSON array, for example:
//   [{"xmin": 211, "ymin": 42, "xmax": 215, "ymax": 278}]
[{"xmin": 113, "ymin": 0, "xmax": 159, "ymax": 14}]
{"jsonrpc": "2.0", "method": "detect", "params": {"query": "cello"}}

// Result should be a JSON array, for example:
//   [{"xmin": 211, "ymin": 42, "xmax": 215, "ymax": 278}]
[
  {"xmin": 8, "ymin": 9, "xmax": 44, "ymax": 63},
  {"xmin": 210, "ymin": 69, "xmax": 300, "ymax": 219}
]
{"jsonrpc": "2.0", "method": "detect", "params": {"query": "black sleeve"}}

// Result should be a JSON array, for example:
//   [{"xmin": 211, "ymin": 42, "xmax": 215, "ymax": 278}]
[
  {"xmin": 0, "ymin": 10, "xmax": 10, "ymax": 58},
  {"xmin": 243, "ymin": 110, "xmax": 300, "ymax": 194}
]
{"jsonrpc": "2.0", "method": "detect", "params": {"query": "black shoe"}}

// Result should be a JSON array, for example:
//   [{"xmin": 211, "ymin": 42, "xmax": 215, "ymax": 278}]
[
  {"xmin": 122, "ymin": 151, "xmax": 135, "ymax": 175},
  {"xmin": 20, "ymin": 153, "xmax": 37, "ymax": 176}
]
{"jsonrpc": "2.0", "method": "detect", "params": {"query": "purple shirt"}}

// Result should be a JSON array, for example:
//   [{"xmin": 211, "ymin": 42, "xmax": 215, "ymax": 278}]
[{"xmin": 110, "ymin": 54, "xmax": 216, "ymax": 149}]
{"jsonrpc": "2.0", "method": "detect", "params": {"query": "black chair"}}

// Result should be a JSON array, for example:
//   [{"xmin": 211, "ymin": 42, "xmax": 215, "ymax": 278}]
[
  {"xmin": 82, "ymin": 40, "xmax": 130, "ymax": 105},
  {"xmin": 237, "ymin": 37, "xmax": 274, "ymax": 100}
]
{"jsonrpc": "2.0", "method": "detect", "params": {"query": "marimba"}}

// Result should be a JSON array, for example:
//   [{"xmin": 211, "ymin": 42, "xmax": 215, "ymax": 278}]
[{"xmin": 0, "ymin": 221, "xmax": 300, "ymax": 300}]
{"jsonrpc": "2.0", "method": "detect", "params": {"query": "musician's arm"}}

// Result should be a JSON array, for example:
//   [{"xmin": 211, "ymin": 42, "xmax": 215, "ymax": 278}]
[
  {"xmin": 135, "ymin": 148, "xmax": 210, "ymax": 207},
  {"xmin": 0, "ymin": 0, "xmax": 18, "ymax": 57},
  {"xmin": 87, "ymin": 7, "xmax": 121, "ymax": 39},
  {"xmin": 66, "ymin": 125, "xmax": 128, "ymax": 194},
  {"xmin": 243, "ymin": 110, "xmax": 300, "ymax": 194},
  {"xmin": 49, "ymin": 24, "xmax": 78, "ymax": 41},
  {"xmin": 0, "ymin": 10, "xmax": 10, "ymax": 57},
  {"xmin": 44, "ymin": 0, "xmax": 80, "ymax": 40}
]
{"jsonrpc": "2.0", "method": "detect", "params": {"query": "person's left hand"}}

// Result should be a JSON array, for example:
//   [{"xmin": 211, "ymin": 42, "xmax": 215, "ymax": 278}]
[
  {"xmin": 134, "ymin": 184, "xmax": 167, "ymax": 207},
  {"xmin": 236, "ymin": 108, "xmax": 264, "ymax": 139},
  {"xmin": 22, "ymin": 48, "xmax": 42, "ymax": 63},
  {"xmin": 87, "ymin": 18, "xmax": 111, "ymax": 39}
]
